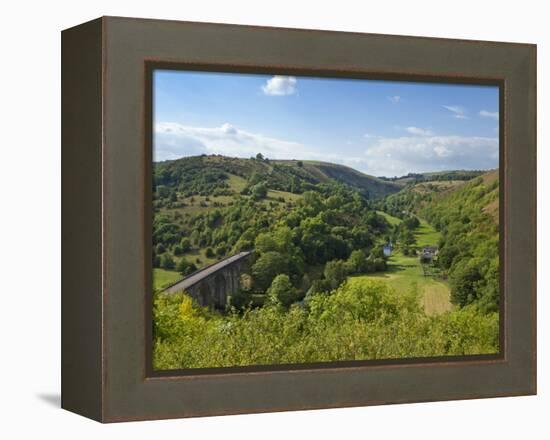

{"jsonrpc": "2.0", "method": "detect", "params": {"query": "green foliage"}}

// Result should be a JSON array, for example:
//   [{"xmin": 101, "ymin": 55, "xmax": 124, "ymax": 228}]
[
  {"xmin": 153, "ymin": 280, "xmax": 498, "ymax": 370},
  {"xmin": 160, "ymin": 254, "xmax": 175, "ymax": 270},
  {"xmin": 346, "ymin": 249, "xmax": 369, "ymax": 274},
  {"xmin": 176, "ymin": 258, "xmax": 197, "ymax": 276},
  {"xmin": 151, "ymin": 155, "xmax": 500, "ymax": 370},
  {"xmin": 267, "ymin": 274, "xmax": 299, "ymax": 307},
  {"xmin": 380, "ymin": 170, "xmax": 485, "ymax": 184},
  {"xmin": 250, "ymin": 182, "xmax": 268, "ymax": 200},
  {"xmin": 323, "ymin": 259, "xmax": 349, "ymax": 290},
  {"xmin": 423, "ymin": 175, "xmax": 499, "ymax": 313},
  {"xmin": 252, "ymin": 251, "xmax": 289, "ymax": 291},
  {"xmin": 180, "ymin": 238, "xmax": 191, "ymax": 252}
]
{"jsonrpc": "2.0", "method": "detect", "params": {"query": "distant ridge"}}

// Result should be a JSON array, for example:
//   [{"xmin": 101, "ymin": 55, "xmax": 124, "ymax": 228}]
[{"xmin": 155, "ymin": 155, "xmax": 402, "ymax": 199}]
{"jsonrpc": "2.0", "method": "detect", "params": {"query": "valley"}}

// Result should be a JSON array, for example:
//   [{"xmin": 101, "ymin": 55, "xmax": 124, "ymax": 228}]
[{"xmin": 152, "ymin": 154, "xmax": 500, "ymax": 369}]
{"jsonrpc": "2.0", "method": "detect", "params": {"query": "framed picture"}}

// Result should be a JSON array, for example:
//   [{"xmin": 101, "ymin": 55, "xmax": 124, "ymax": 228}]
[{"xmin": 62, "ymin": 16, "xmax": 536, "ymax": 422}]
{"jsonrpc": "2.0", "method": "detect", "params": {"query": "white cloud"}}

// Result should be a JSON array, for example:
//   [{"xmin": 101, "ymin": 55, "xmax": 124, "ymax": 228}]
[
  {"xmin": 479, "ymin": 110, "xmax": 499, "ymax": 120},
  {"xmin": 405, "ymin": 126, "xmax": 433, "ymax": 136},
  {"xmin": 261, "ymin": 76, "xmax": 297, "ymax": 96},
  {"xmin": 362, "ymin": 134, "xmax": 498, "ymax": 177},
  {"xmin": 443, "ymin": 105, "xmax": 469, "ymax": 119},
  {"xmin": 154, "ymin": 121, "xmax": 368, "ymax": 169},
  {"xmin": 154, "ymin": 122, "xmax": 498, "ymax": 179},
  {"xmin": 388, "ymin": 95, "xmax": 401, "ymax": 103},
  {"xmin": 155, "ymin": 122, "xmax": 307, "ymax": 161},
  {"xmin": 220, "ymin": 122, "xmax": 238, "ymax": 134}
]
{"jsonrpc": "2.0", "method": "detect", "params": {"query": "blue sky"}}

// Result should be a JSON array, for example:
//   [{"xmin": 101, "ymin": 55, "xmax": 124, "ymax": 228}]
[{"xmin": 153, "ymin": 69, "xmax": 499, "ymax": 177}]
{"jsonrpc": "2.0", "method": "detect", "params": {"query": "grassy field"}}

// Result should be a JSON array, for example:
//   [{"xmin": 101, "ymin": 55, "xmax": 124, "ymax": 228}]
[
  {"xmin": 415, "ymin": 218, "xmax": 441, "ymax": 248},
  {"xmin": 153, "ymin": 268, "xmax": 182, "ymax": 292},
  {"xmin": 349, "ymin": 252, "xmax": 451, "ymax": 315},
  {"xmin": 349, "ymin": 215, "xmax": 451, "ymax": 315},
  {"xmin": 376, "ymin": 210, "xmax": 402, "ymax": 226}
]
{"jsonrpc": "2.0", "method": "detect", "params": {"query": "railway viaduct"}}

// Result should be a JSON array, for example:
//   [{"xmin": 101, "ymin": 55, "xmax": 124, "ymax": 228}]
[{"xmin": 162, "ymin": 251, "xmax": 253, "ymax": 309}]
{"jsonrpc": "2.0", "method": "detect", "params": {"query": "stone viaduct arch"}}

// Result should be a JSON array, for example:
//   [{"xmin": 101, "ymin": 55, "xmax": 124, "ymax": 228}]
[{"xmin": 162, "ymin": 251, "xmax": 253, "ymax": 309}]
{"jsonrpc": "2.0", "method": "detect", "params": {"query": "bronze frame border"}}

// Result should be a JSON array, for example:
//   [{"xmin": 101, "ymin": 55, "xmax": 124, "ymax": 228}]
[{"xmin": 61, "ymin": 16, "xmax": 536, "ymax": 422}]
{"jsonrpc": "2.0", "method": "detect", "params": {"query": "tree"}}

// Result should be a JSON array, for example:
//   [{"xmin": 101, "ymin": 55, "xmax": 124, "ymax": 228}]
[
  {"xmin": 156, "ymin": 185, "xmax": 170, "ymax": 198},
  {"xmin": 180, "ymin": 238, "xmax": 192, "ymax": 252},
  {"xmin": 229, "ymin": 289, "xmax": 252, "ymax": 311},
  {"xmin": 176, "ymin": 258, "xmax": 197, "ymax": 276},
  {"xmin": 215, "ymin": 244, "xmax": 227, "ymax": 257},
  {"xmin": 255, "ymin": 152, "xmax": 264, "ymax": 160},
  {"xmin": 324, "ymin": 259, "xmax": 348, "ymax": 290},
  {"xmin": 305, "ymin": 279, "xmax": 330, "ymax": 298},
  {"xmin": 347, "ymin": 249, "xmax": 368, "ymax": 274},
  {"xmin": 152, "ymin": 255, "xmax": 161, "ymax": 268},
  {"xmin": 251, "ymin": 251, "xmax": 288, "ymax": 291},
  {"xmin": 400, "ymin": 228, "xmax": 417, "ymax": 248},
  {"xmin": 160, "ymin": 254, "xmax": 175, "ymax": 270},
  {"xmin": 449, "ymin": 260, "xmax": 483, "ymax": 307},
  {"xmin": 251, "ymin": 182, "xmax": 268, "ymax": 200},
  {"xmin": 267, "ymin": 274, "xmax": 298, "ymax": 307},
  {"xmin": 438, "ymin": 244, "xmax": 459, "ymax": 269}
]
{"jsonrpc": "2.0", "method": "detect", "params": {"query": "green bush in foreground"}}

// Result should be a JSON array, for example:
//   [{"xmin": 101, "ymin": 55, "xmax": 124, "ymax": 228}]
[{"xmin": 153, "ymin": 279, "xmax": 499, "ymax": 370}]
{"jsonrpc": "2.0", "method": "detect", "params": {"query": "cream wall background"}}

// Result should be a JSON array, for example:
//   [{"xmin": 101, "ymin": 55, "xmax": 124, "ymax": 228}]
[{"xmin": 0, "ymin": 0, "xmax": 546, "ymax": 437}]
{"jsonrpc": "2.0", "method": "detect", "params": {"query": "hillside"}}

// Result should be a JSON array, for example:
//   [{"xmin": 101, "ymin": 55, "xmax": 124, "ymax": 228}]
[
  {"xmin": 154, "ymin": 154, "xmax": 401, "ymax": 199},
  {"xmin": 152, "ymin": 163, "xmax": 500, "ymax": 369},
  {"xmin": 379, "ymin": 169, "xmax": 487, "ymax": 186},
  {"xmin": 379, "ymin": 170, "xmax": 498, "ymax": 217},
  {"xmin": 380, "ymin": 170, "xmax": 500, "ymax": 313}
]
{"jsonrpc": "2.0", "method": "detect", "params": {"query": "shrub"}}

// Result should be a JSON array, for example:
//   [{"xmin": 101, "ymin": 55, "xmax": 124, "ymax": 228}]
[
  {"xmin": 267, "ymin": 274, "xmax": 298, "ymax": 307},
  {"xmin": 153, "ymin": 280, "xmax": 499, "ymax": 370},
  {"xmin": 176, "ymin": 258, "xmax": 197, "ymax": 276},
  {"xmin": 160, "ymin": 254, "xmax": 175, "ymax": 270}
]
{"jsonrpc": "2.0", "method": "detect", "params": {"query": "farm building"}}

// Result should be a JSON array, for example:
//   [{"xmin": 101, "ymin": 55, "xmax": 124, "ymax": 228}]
[{"xmin": 420, "ymin": 246, "xmax": 438, "ymax": 262}]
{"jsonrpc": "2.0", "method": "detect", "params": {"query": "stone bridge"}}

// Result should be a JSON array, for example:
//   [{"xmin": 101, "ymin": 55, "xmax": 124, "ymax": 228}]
[{"xmin": 162, "ymin": 251, "xmax": 253, "ymax": 309}]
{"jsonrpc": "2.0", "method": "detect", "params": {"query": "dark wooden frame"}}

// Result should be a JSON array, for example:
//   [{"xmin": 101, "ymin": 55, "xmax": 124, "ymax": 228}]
[{"xmin": 62, "ymin": 16, "xmax": 536, "ymax": 423}]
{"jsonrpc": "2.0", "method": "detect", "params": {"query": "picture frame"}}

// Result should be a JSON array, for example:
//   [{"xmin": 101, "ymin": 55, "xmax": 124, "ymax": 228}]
[{"xmin": 61, "ymin": 16, "xmax": 536, "ymax": 422}]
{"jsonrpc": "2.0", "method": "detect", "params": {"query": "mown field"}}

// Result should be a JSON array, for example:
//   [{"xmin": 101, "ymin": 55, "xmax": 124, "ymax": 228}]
[
  {"xmin": 153, "ymin": 268, "xmax": 182, "ymax": 291},
  {"xmin": 350, "ymin": 212, "xmax": 451, "ymax": 316}
]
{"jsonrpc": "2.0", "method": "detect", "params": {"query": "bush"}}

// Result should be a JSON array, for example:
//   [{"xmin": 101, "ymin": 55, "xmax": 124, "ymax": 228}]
[
  {"xmin": 251, "ymin": 182, "xmax": 268, "ymax": 200},
  {"xmin": 180, "ymin": 238, "xmax": 192, "ymax": 252},
  {"xmin": 267, "ymin": 274, "xmax": 298, "ymax": 307},
  {"xmin": 252, "ymin": 251, "xmax": 289, "ymax": 291},
  {"xmin": 160, "ymin": 254, "xmax": 175, "ymax": 270},
  {"xmin": 346, "ymin": 249, "xmax": 368, "ymax": 274},
  {"xmin": 153, "ymin": 280, "xmax": 499, "ymax": 370},
  {"xmin": 176, "ymin": 258, "xmax": 197, "ymax": 276},
  {"xmin": 324, "ymin": 259, "xmax": 349, "ymax": 289}
]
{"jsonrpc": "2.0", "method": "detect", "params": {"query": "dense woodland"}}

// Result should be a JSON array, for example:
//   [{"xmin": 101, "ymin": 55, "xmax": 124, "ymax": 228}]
[{"xmin": 152, "ymin": 155, "xmax": 500, "ymax": 370}]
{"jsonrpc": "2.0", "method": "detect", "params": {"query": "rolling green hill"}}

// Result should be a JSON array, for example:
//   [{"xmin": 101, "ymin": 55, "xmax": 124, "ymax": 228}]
[
  {"xmin": 152, "ymin": 162, "xmax": 500, "ymax": 369},
  {"xmin": 381, "ymin": 170, "xmax": 499, "ymax": 312},
  {"xmin": 379, "ymin": 169, "xmax": 487, "ymax": 186},
  {"xmin": 154, "ymin": 154, "xmax": 401, "ymax": 199}
]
